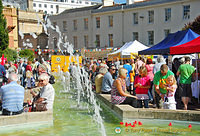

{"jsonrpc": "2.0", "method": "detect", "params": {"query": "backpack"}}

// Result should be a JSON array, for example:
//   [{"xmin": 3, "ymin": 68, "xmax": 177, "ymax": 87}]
[{"xmin": 48, "ymin": 74, "xmax": 55, "ymax": 84}]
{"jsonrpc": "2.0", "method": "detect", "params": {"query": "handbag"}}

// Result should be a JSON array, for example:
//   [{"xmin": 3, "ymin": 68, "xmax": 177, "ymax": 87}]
[{"xmin": 35, "ymin": 102, "xmax": 47, "ymax": 111}]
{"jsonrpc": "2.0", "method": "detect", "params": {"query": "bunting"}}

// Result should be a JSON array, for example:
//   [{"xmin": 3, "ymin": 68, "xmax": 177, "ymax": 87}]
[{"xmin": 20, "ymin": 47, "xmax": 117, "ymax": 54}]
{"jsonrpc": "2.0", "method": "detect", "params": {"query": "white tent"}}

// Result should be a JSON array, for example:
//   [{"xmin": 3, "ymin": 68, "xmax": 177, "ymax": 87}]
[{"xmin": 108, "ymin": 40, "xmax": 149, "ymax": 60}]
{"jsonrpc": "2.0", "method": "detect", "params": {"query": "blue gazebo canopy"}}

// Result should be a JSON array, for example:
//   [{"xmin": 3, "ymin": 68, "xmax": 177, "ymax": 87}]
[{"xmin": 139, "ymin": 29, "xmax": 200, "ymax": 55}]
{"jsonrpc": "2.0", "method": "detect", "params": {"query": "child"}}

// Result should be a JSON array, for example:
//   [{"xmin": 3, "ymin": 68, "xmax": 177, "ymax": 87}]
[
  {"xmin": 134, "ymin": 66, "xmax": 151, "ymax": 108},
  {"xmin": 129, "ymin": 70, "xmax": 135, "ymax": 95},
  {"xmin": 163, "ymin": 75, "xmax": 177, "ymax": 110}
]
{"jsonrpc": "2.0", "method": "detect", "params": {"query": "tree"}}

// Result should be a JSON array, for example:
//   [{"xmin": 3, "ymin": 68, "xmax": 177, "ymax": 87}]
[
  {"xmin": 0, "ymin": 0, "xmax": 9, "ymax": 51},
  {"xmin": 183, "ymin": 15, "xmax": 200, "ymax": 35},
  {"xmin": 0, "ymin": 48, "xmax": 17, "ymax": 62},
  {"xmin": 19, "ymin": 49, "xmax": 34, "ymax": 61}
]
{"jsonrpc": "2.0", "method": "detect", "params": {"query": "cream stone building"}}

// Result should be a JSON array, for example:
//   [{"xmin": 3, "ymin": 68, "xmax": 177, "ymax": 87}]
[
  {"xmin": 48, "ymin": 0, "xmax": 200, "ymax": 50},
  {"xmin": 17, "ymin": 9, "xmax": 44, "ymax": 49},
  {"xmin": 3, "ymin": 6, "xmax": 18, "ymax": 49}
]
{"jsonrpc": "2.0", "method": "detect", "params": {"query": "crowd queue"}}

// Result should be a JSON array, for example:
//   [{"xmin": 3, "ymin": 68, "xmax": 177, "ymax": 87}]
[
  {"xmin": 0, "ymin": 58, "xmax": 55, "ymax": 116},
  {"xmin": 83, "ymin": 55, "xmax": 198, "ymax": 110}
]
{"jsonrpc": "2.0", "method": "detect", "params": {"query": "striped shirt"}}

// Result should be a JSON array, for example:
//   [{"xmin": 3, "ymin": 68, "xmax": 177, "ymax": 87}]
[{"xmin": 0, "ymin": 81, "xmax": 25, "ymax": 112}]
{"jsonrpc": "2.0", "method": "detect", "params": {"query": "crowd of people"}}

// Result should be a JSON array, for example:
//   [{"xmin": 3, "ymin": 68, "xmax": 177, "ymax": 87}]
[
  {"xmin": 0, "ymin": 54, "xmax": 198, "ymax": 116},
  {"xmin": 0, "ymin": 58, "xmax": 55, "ymax": 116},
  {"xmin": 84, "ymin": 55, "xmax": 197, "ymax": 110}
]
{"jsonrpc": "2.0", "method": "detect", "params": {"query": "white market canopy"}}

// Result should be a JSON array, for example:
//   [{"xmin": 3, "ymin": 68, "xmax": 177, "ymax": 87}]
[{"xmin": 108, "ymin": 40, "xmax": 149, "ymax": 58}]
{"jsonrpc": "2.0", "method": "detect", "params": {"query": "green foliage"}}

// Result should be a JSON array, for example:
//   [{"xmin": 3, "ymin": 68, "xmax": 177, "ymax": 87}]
[
  {"xmin": 183, "ymin": 15, "xmax": 200, "ymax": 35},
  {"xmin": 0, "ymin": 48, "xmax": 17, "ymax": 61},
  {"xmin": 0, "ymin": 0, "xmax": 9, "ymax": 51},
  {"xmin": 19, "ymin": 49, "xmax": 34, "ymax": 61}
]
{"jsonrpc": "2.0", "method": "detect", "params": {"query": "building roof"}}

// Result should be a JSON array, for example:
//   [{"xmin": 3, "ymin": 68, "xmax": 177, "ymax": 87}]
[
  {"xmin": 92, "ymin": 0, "xmax": 183, "ymax": 13},
  {"xmin": 59, "ymin": 4, "xmax": 102, "ymax": 15}
]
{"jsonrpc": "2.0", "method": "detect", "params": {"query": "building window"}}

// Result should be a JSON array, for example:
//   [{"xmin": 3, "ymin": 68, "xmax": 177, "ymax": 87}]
[
  {"xmin": 148, "ymin": 31, "xmax": 154, "ymax": 45},
  {"xmin": 148, "ymin": 10, "xmax": 154, "ymax": 24},
  {"xmin": 84, "ymin": 35, "xmax": 89, "ymax": 47},
  {"xmin": 73, "ymin": 20, "xmax": 77, "ymax": 30},
  {"xmin": 84, "ymin": 18, "xmax": 88, "ymax": 30},
  {"xmin": 85, "ymin": 2, "xmax": 89, "ymax": 4},
  {"xmin": 71, "ymin": 0, "xmax": 75, "ymax": 3},
  {"xmin": 164, "ymin": 29, "xmax": 170, "ymax": 37},
  {"xmin": 53, "ymin": 22, "xmax": 57, "ymax": 28},
  {"xmin": 183, "ymin": 5, "xmax": 190, "ymax": 19},
  {"xmin": 53, "ymin": 37, "xmax": 58, "ymax": 49},
  {"xmin": 56, "ymin": 5, "xmax": 59, "ymax": 13},
  {"xmin": 108, "ymin": 34, "xmax": 113, "ymax": 47},
  {"xmin": 165, "ymin": 8, "xmax": 171, "ymax": 22},
  {"xmin": 133, "ymin": 13, "xmax": 138, "ymax": 24},
  {"xmin": 96, "ymin": 17, "xmax": 100, "ymax": 28},
  {"xmin": 63, "ymin": 21, "xmax": 67, "ymax": 31},
  {"xmin": 51, "ymin": 5, "xmax": 53, "ymax": 8},
  {"xmin": 108, "ymin": 16, "xmax": 113, "ymax": 27},
  {"xmin": 51, "ymin": 11, "xmax": 53, "ymax": 14},
  {"xmin": 39, "ymin": 4, "xmax": 42, "ymax": 7},
  {"xmin": 73, "ymin": 36, "xmax": 78, "ymax": 49},
  {"xmin": 44, "ymin": 4, "xmax": 47, "ymax": 8},
  {"xmin": 96, "ymin": 35, "xmax": 100, "ymax": 48},
  {"xmin": 33, "ymin": 3, "xmax": 36, "ymax": 7},
  {"xmin": 133, "ymin": 32, "xmax": 139, "ymax": 41}
]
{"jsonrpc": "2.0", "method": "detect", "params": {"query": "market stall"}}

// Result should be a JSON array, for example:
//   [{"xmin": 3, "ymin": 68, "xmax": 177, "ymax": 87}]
[
  {"xmin": 139, "ymin": 29, "xmax": 199, "ymax": 55},
  {"xmin": 107, "ymin": 40, "xmax": 149, "ymax": 61}
]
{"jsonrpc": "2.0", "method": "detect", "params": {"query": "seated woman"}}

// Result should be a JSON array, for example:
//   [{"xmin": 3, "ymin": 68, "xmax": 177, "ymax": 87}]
[
  {"xmin": 31, "ymin": 73, "xmax": 55, "ymax": 111},
  {"xmin": 111, "ymin": 68, "xmax": 137, "ymax": 108},
  {"xmin": 95, "ymin": 67, "xmax": 108, "ymax": 94}
]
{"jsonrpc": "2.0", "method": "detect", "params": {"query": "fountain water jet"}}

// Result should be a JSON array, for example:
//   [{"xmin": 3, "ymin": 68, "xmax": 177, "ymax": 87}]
[{"xmin": 41, "ymin": 15, "xmax": 107, "ymax": 136}]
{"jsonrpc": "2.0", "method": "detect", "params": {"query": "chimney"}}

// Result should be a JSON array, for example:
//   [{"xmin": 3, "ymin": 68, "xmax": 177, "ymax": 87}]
[
  {"xmin": 126, "ymin": 0, "xmax": 145, "ymax": 5},
  {"xmin": 27, "ymin": 0, "xmax": 33, "ymax": 11},
  {"xmin": 102, "ymin": 0, "xmax": 114, "ymax": 7}
]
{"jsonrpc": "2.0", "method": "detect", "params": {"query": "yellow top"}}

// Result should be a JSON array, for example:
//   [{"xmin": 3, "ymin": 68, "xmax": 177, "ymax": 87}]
[{"xmin": 130, "ymin": 72, "xmax": 135, "ymax": 83}]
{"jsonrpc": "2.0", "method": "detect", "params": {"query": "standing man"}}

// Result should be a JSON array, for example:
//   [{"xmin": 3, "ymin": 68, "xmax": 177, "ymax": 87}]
[
  {"xmin": 18, "ymin": 59, "xmax": 26, "ymax": 87},
  {"xmin": 153, "ymin": 55, "xmax": 166, "ymax": 74},
  {"xmin": 114, "ymin": 57, "xmax": 120, "ymax": 79},
  {"xmin": 101, "ymin": 64, "xmax": 116, "ymax": 94},
  {"xmin": 153, "ymin": 64, "xmax": 174, "ymax": 108},
  {"xmin": 123, "ymin": 60, "xmax": 132, "ymax": 93},
  {"xmin": 0, "ymin": 73, "xmax": 25, "ymax": 115},
  {"xmin": 176, "ymin": 56, "xmax": 195, "ymax": 110},
  {"xmin": 0, "ymin": 62, "xmax": 6, "ymax": 87}
]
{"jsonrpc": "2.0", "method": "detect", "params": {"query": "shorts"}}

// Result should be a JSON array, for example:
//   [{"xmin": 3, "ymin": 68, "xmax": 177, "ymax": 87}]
[
  {"xmin": 125, "ymin": 77, "xmax": 130, "ymax": 87},
  {"xmin": 179, "ymin": 83, "xmax": 192, "ymax": 97}
]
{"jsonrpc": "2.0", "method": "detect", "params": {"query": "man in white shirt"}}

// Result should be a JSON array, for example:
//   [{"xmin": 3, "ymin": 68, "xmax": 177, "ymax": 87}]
[{"xmin": 31, "ymin": 73, "xmax": 55, "ymax": 110}]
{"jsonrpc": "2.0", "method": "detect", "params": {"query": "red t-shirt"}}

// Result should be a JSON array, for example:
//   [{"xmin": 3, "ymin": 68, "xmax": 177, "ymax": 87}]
[
  {"xmin": 26, "ymin": 65, "xmax": 32, "ymax": 72},
  {"xmin": 134, "ymin": 75, "xmax": 150, "ymax": 94}
]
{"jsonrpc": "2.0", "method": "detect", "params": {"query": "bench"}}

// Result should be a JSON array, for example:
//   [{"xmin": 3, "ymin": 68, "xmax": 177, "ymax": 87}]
[
  {"xmin": 97, "ymin": 94, "xmax": 200, "ymax": 122},
  {"xmin": 0, "ymin": 110, "xmax": 53, "ymax": 132}
]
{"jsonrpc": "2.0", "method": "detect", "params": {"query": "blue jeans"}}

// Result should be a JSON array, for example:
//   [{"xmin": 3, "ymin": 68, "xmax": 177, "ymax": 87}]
[{"xmin": 137, "ymin": 99, "xmax": 149, "ymax": 108}]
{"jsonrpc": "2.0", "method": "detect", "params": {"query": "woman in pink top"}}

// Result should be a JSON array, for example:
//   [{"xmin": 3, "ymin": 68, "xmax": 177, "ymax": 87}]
[
  {"xmin": 134, "ymin": 66, "xmax": 151, "ymax": 108},
  {"xmin": 145, "ymin": 58, "xmax": 155, "ymax": 103}
]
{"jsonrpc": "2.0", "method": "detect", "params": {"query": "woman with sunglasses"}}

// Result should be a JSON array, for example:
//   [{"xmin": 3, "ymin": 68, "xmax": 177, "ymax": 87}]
[{"xmin": 111, "ymin": 68, "xmax": 137, "ymax": 108}]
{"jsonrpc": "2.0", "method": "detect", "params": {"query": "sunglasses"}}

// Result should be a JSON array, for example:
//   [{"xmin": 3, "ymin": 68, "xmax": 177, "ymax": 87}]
[
  {"xmin": 112, "ymin": 69, "xmax": 116, "ymax": 70},
  {"xmin": 39, "ymin": 80, "xmax": 44, "ymax": 82}
]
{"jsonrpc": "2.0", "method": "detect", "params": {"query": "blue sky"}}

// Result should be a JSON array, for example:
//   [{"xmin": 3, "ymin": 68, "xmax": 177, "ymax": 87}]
[{"xmin": 92, "ymin": 0, "xmax": 126, "ymax": 4}]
